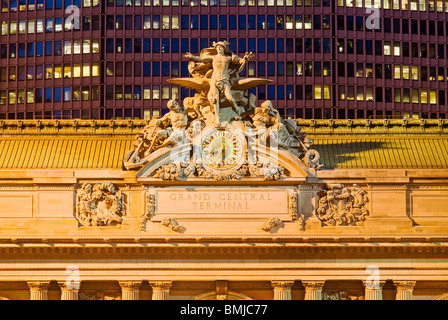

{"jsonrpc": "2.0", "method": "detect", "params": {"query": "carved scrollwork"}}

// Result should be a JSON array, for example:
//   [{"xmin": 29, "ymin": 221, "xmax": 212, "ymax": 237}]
[
  {"xmin": 139, "ymin": 193, "xmax": 155, "ymax": 231},
  {"xmin": 76, "ymin": 182, "xmax": 124, "ymax": 227},
  {"xmin": 316, "ymin": 184, "xmax": 369, "ymax": 226},
  {"xmin": 161, "ymin": 217, "xmax": 184, "ymax": 232},
  {"xmin": 261, "ymin": 217, "xmax": 282, "ymax": 231}
]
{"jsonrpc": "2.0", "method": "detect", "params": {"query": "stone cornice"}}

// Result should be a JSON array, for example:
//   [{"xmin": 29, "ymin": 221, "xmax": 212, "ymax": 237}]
[
  {"xmin": 1, "ymin": 119, "xmax": 447, "ymax": 136},
  {"xmin": 0, "ymin": 120, "xmax": 148, "ymax": 136},
  {"xmin": 297, "ymin": 119, "xmax": 448, "ymax": 135},
  {"xmin": 0, "ymin": 235, "xmax": 447, "ymax": 244},
  {"xmin": 0, "ymin": 237, "xmax": 446, "ymax": 255}
]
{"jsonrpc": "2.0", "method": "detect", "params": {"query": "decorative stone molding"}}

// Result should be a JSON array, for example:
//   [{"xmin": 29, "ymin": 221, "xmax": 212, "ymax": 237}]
[
  {"xmin": 271, "ymin": 281, "xmax": 294, "ymax": 300},
  {"xmin": 394, "ymin": 281, "xmax": 416, "ymax": 300},
  {"xmin": 27, "ymin": 281, "xmax": 51, "ymax": 300},
  {"xmin": 79, "ymin": 292, "xmax": 96, "ymax": 300},
  {"xmin": 302, "ymin": 281, "xmax": 325, "ymax": 300},
  {"xmin": 149, "ymin": 281, "xmax": 173, "ymax": 300},
  {"xmin": 288, "ymin": 192, "xmax": 298, "ymax": 220},
  {"xmin": 76, "ymin": 182, "xmax": 125, "ymax": 227},
  {"xmin": 261, "ymin": 217, "xmax": 282, "ymax": 231},
  {"xmin": 119, "ymin": 281, "xmax": 142, "ymax": 300},
  {"xmin": 316, "ymin": 184, "xmax": 369, "ymax": 226}
]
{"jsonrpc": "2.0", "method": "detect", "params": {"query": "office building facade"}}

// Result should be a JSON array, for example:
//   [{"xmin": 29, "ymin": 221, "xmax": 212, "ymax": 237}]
[{"xmin": 1, "ymin": 0, "xmax": 448, "ymax": 120}]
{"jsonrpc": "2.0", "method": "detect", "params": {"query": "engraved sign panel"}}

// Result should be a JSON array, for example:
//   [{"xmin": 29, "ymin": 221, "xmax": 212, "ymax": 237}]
[
  {"xmin": 152, "ymin": 188, "xmax": 291, "ymax": 220},
  {"xmin": 0, "ymin": 193, "xmax": 33, "ymax": 217}
]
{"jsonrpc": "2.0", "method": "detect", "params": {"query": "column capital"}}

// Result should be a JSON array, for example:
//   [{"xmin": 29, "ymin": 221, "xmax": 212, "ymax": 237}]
[
  {"xmin": 27, "ymin": 281, "xmax": 51, "ymax": 291},
  {"xmin": 271, "ymin": 281, "xmax": 295, "ymax": 289},
  {"xmin": 119, "ymin": 281, "xmax": 142, "ymax": 291},
  {"xmin": 58, "ymin": 281, "xmax": 80, "ymax": 291},
  {"xmin": 302, "ymin": 280, "xmax": 325, "ymax": 289},
  {"xmin": 149, "ymin": 281, "xmax": 173, "ymax": 290},
  {"xmin": 393, "ymin": 280, "xmax": 416, "ymax": 290},
  {"xmin": 362, "ymin": 280, "xmax": 386, "ymax": 290}
]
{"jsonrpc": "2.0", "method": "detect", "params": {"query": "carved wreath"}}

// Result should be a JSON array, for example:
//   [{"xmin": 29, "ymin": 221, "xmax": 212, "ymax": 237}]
[{"xmin": 76, "ymin": 182, "xmax": 124, "ymax": 227}]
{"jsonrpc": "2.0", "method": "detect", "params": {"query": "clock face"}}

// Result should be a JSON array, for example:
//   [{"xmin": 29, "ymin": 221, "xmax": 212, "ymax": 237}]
[{"xmin": 201, "ymin": 129, "xmax": 244, "ymax": 170}]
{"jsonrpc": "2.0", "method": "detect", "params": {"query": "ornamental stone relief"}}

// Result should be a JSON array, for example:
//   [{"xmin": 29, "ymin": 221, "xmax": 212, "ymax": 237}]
[
  {"xmin": 76, "ymin": 182, "xmax": 125, "ymax": 227},
  {"xmin": 316, "ymin": 184, "xmax": 369, "ymax": 226}
]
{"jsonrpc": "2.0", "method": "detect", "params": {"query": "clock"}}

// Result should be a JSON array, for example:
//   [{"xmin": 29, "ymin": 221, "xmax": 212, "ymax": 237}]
[{"xmin": 201, "ymin": 128, "xmax": 244, "ymax": 171}]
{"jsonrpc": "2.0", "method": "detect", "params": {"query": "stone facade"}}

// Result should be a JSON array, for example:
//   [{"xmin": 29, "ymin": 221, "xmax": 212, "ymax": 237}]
[{"xmin": 0, "ymin": 119, "xmax": 447, "ymax": 300}]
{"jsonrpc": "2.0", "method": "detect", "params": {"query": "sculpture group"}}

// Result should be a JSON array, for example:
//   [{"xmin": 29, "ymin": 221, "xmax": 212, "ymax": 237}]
[{"xmin": 123, "ymin": 41, "xmax": 323, "ymax": 180}]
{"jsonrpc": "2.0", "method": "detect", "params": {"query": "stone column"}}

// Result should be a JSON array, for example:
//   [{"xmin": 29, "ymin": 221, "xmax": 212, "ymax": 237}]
[
  {"xmin": 58, "ymin": 281, "xmax": 80, "ymax": 300},
  {"xmin": 394, "ymin": 281, "xmax": 416, "ymax": 300},
  {"xmin": 363, "ymin": 280, "xmax": 386, "ymax": 300},
  {"xmin": 302, "ymin": 281, "xmax": 325, "ymax": 300},
  {"xmin": 149, "ymin": 281, "xmax": 172, "ymax": 300},
  {"xmin": 119, "ymin": 281, "xmax": 142, "ymax": 300},
  {"xmin": 27, "ymin": 281, "xmax": 51, "ymax": 300},
  {"xmin": 271, "ymin": 281, "xmax": 295, "ymax": 300}
]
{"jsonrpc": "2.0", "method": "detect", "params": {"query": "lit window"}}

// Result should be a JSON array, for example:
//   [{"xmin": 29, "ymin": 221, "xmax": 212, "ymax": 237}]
[
  {"xmin": 19, "ymin": 20, "xmax": 26, "ymax": 34},
  {"xmin": 83, "ymin": 40, "xmax": 90, "ymax": 53},
  {"xmin": 419, "ymin": 0, "xmax": 425, "ymax": 10},
  {"xmin": 366, "ymin": 87, "xmax": 374, "ymax": 101},
  {"xmin": 55, "ymin": 18, "xmax": 62, "ymax": 32},
  {"xmin": 421, "ymin": 90, "xmax": 428, "ymax": 103},
  {"xmin": 356, "ymin": 87, "xmax": 364, "ymax": 100},
  {"xmin": 162, "ymin": 15, "xmax": 170, "ymax": 29},
  {"xmin": 337, "ymin": 0, "xmax": 343, "ymax": 5},
  {"xmin": 82, "ymin": 86, "xmax": 89, "ymax": 100},
  {"xmin": 172, "ymin": 86, "xmax": 179, "ymax": 99},
  {"xmin": 143, "ymin": 86, "xmax": 151, "ymax": 99},
  {"xmin": 338, "ymin": 86, "xmax": 345, "ymax": 100},
  {"xmin": 144, "ymin": 16, "xmax": 151, "ymax": 29},
  {"xmin": 411, "ymin": 0, "xmax": 417, "ymax": 9},
  {"xmin": 92, "ymin": 63, "xmax": 99, "ymax": 76},
  {"xmin": 393, "ymin": 0, "xmax": 399, "ymax": 8},
  {"xmin": 172, "ymin": 15, "xmax": 179, "ymax": 29},
  {"xmin": 1, "ymin": 21, "xmax": 7, "ymax": 35},
  {"xmin": 286, "ymin": 15, "xmax": 293, "ymax": 29},
  {"xmin": 346, "ymin": 0, "xmax": 353, "ymax": 6},
  {"xmin": 84, "ymin": 0, "xmax": 91, "ymax": 6},
  {"xmin": 394, "ymin": 88, "xmax": 401, "ymax": 102},
  {"xmin": 296, "ymin": 62, "xmax": 302, "ymax": 76},
  {"xmin": 304, "ymin": 15, "xmax": 311, "ymax": 29},
  {"xmin": 403, "ymin": 65, "xmax": 410, "ymax": 79},
  {"xmin": 430, "ymin": 90, "xmax": 436, "ymax": 104},
  {"xmin": 153, "ymin": 85, "xmax": 160, "ymax": 99},
  {"xmin": 73, "ymin": 87, "xmax": 80, "ymax": 101},
  {"xmin": 374, "ymin": 0, "xmax": 381, "ymax": 7},
  {"xmin": 162, "ymin": 85, "xmax": 170, "ymax": 99},
  {"xmin": 356, "ymin": 0, "xmax": 362, "ymax": 7},
  {"xmin": 314, "ymin": 85, "xmax": 322, "ymax": 99},
  {"xmin": 64, "ymin": 64, "xmax": 71, "ymax": 78},
  {"xmin": 54, "ymin": 65, "xmax": 62, "ymax": 78},
  {"xmin": 394, "ymin": 65, "xmax": 401, "ymax": 79},
  {"xmin": 82, "ymin": 63, "xmax": 90, "ymax": 77},
  {"xmin": 356, "ymin": 63, "xmax": 364, "ymax": 77},
  {"xmin": 9, "ymin": 90, "xmax": 16, "ymax": 104},
  {"xmin": 366, "ymin": 64, "xmax": 373, "ymax": 78},
  {"xmin": 92, "ymin": 39, "xmax": 100, "ymax": 53},
  {"xmin": 36, "ymin": 19, "xmax": 43, "ymax": 33},
  {"xmin": 64, "ymin": 41, "xmax": 71, "ymax": 54},
  {"xmin": 402, "ymin": 0, "xmax": 408, "ymax": 9},
  {"xmin": 26, "ymin": 89, "xmax": 34, "ymax": 103},
  {"xmin": 73, "ymin": 63, "xmax": 81, "ymax": 77},
  {"xmin": 10, "ymin": 21, "xmax": 17, "ymax": 35},
  {"xmin": 383, "ymin": 42, "xmax": 391, "ymax": 55},
  {"xmin": 28, "ymin": 20, "xmax": 35, "ymax": 33},
  {"xmin": 295, "ymin": 15, "xmax": 302, "ymax": 29},
  {"xmin": 0, "ymin": 91, "xmax": 6, "ymax": 105},
  {"xmin": 45, "ymin": 65, "xmax": 52, "ymax": 79},
  {"xmin": 323, "ymin": 85, "xmax": 330, "ymax": 99},
  {"xmin": 73, "ymin": 40, "xmax": 81, "ymax": 54},
  {"xmin": 428, "ymin": 0, "xmax": 434, "ymax": 10},
  {"xmin": 412, "ymin": 66, "xmax": 419, "ymax": 80},
  {"xmin": 384, "ymin": 0, "xmax": 390, "ymax": 8},
  {"xmin": 393, "ymin": 42, "xmax": 400, "ymax": 56}
]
